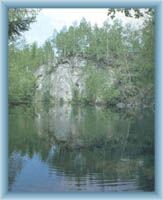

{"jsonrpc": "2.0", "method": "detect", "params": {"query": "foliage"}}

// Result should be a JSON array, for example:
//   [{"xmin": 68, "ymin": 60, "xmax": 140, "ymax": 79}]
[
  {"xmin": 9, "ymin": 39, "xmax": 55, "ymax": 103},
  {"xmin": 8, "ymin": 8, "xmax": 54, "ymax": 104},
  {"xmin": 107, "ymin": 8, "xmax": 154, "ymax": 19},
  {"xmin": 9, "ymin": 8, "xmax": 154, "ymax": 108},
  {"xmin": 8, "ymin": 8, "xmax": 39, "ymax": 41},
  {"xmin": 54, "ymin": 18, "xmax": 92, "ymax": 57},
  {"xmin": 85, "ymin": 66, "xmax": 120, "ymax": 104}
]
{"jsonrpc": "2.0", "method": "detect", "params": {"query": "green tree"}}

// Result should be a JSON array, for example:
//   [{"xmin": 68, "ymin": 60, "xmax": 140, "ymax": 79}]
[
  {"xmin": 42, "ymin": 40, "xmax": 55, "ymax": 64},
  {"xmin": 107, "ymin": 8, "xmax": 154, "ymax": 19},
  {"xmin": 8, "ymin": 8, "xmax": 39, "ymax": 41}
]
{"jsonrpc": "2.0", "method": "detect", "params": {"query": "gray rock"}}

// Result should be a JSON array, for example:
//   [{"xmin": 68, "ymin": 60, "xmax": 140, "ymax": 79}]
[
  {"xmin": 34, "ymin": 56, "xmax": 116, "ymax": 104},
  {"xmin": 34, "ymin": 57, "xmax": 87, "ymax": 103},
  {"xmin": 116, "ymin": 102, "xmax": 126, "ymax": 109}
]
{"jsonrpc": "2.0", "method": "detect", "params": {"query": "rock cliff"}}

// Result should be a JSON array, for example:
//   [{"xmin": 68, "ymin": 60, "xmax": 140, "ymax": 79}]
[{"xmin": 34, "ymin": 56, "xmax": 115, "ymax": 104}]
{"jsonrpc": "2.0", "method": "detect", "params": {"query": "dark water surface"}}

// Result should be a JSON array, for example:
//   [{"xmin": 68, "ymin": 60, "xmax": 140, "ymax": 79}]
[{"xmin": 9, "ymin": 104, "xmax": 154, "ymax": 192}]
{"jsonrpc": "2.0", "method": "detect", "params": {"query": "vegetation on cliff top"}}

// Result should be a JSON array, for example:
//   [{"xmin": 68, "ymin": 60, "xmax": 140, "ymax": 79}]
[{"xmin": 9, "ymin": 8, "xmax": 154, "ymax": 108}]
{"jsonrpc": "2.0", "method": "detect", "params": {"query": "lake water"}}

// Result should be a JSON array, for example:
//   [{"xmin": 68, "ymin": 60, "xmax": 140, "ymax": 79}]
[{"xmin": 8, "ymin": 104, "xmax": 154, "ymax": 192}]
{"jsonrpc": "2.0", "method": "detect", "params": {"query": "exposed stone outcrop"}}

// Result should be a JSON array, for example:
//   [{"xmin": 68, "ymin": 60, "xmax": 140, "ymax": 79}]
[
  {"xmin": 34, "ymin": 56, "xmax": 87, "ymax": 103},
  {"xmin": 34, "ymin": 56, "xmax": 116, "ymax": 104}
]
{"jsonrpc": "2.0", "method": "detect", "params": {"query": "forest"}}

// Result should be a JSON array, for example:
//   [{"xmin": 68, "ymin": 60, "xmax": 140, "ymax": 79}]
[
  {"xmin": 8, "ymin": 8, "xmax": 154, "ymax": 109},
  {"xmin": 8, "ymin": 8, "xmax": 155, "ymax": 192}
]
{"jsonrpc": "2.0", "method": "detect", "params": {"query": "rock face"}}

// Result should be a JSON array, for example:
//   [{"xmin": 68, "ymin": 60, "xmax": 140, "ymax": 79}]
[
  {"xmin": 34, "ymin": 56, "xmax": 115, "ymax": 103},
  {"xmin": 49, "ymin": 63, "xmax": 85, "ymax": 102},
  {"xmin": 34, "ymin": 56, "xmax": 86, "ymax": 103},
  {"xmin": 116, "ymin": 102, "xmax": 126, "ymax": 109}
]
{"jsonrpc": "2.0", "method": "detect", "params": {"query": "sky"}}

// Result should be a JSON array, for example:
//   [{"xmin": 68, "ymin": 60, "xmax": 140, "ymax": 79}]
[{"xmin": 23, "ymin": 8, "xmax": 143, "ymax": 46}]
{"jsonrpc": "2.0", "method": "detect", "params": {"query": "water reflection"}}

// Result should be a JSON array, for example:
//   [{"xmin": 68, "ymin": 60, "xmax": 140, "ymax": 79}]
[{"xmin": 9, "ymin": 104, "xmax": 154, "ymax": 192}]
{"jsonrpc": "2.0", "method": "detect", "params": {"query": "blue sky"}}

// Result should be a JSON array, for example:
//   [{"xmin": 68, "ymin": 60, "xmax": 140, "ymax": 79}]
[{"xmin": 23, "ymin": 8, "xmax": 143, "ymax": 46}]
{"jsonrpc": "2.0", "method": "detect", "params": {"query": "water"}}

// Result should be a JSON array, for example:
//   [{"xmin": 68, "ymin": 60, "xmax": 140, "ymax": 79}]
[{"xmin": 8, "ymin": 104, "xmax": 154, "ymax": 192}]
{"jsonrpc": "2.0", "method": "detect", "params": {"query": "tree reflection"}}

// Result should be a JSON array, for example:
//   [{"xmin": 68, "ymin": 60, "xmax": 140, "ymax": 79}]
[{"xmin": 9, "ymin": 104, "xmax": 154, "ymax": 191}]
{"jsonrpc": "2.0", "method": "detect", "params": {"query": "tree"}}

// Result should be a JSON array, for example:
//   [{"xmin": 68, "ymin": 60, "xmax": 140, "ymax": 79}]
[
  {"xmin": 55, "ymin": 19, "xmax": 92, "ymax": 58},
  {"xmin": 77, "ymin": 18, "xmax": 92, "ymax": 57},
  {"xmin": 107, "ymin": 8, "xmax": 154, "ymax": 19},
  {"xmin": 107, "ymin": 8, "xmax": 155, "ymax": 106},
  {"xmin": 8, "ymin": 8, "xmax": 39, "ymax": 41},
  {"xmin": 42, "ymin": 40, "xmax": 55, "ymax": 64}
]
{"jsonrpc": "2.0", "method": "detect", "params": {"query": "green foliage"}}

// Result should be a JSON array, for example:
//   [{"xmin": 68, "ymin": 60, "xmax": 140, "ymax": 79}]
[
  {"xmin": 85, "ymin": 66, "xmax": 120, "ymax": 104},
  {"xmin": 72, "ymin": 88, "xmax": 80, "ymax": 103},
  {"xmin": 107, "ymin": 8, "xmax": 154, "ymax": 19},
  {"xmin": 54, "ymin": 19, "xmax": 127, "ymax": 65},
  {"xmin": 52, "ymin": 13, "xmax": 154, "ymax": 107},
  {"xmin": 8, "ymin": 9, "xmax": 40, "ymax": 41},
  {"xmin": 9, "ymin": 68, "xmax": 35, "ymax": 103},
  {"xmin": 9, "ymin": 39, "xmax": 55, "ymax": 103},
  {"xmin": 9, "ymin": 43, "xmax": 35, "ymax": 103},
  {"xmin": 9, "ymin": 9, "xmax": 154, "ymax": 108},
  {"xmin": 55, "ymin": 18, "xmax": 91, "ymax": 57},
  {"xmin": 8, "ymin": 9, "xmax": 55, "ymax": 104}
]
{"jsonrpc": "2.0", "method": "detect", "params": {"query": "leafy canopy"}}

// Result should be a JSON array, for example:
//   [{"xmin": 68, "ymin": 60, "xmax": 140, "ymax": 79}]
[{"xmin": 8, "ymin": 8, "xmax": 40, "ymax": 41}]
